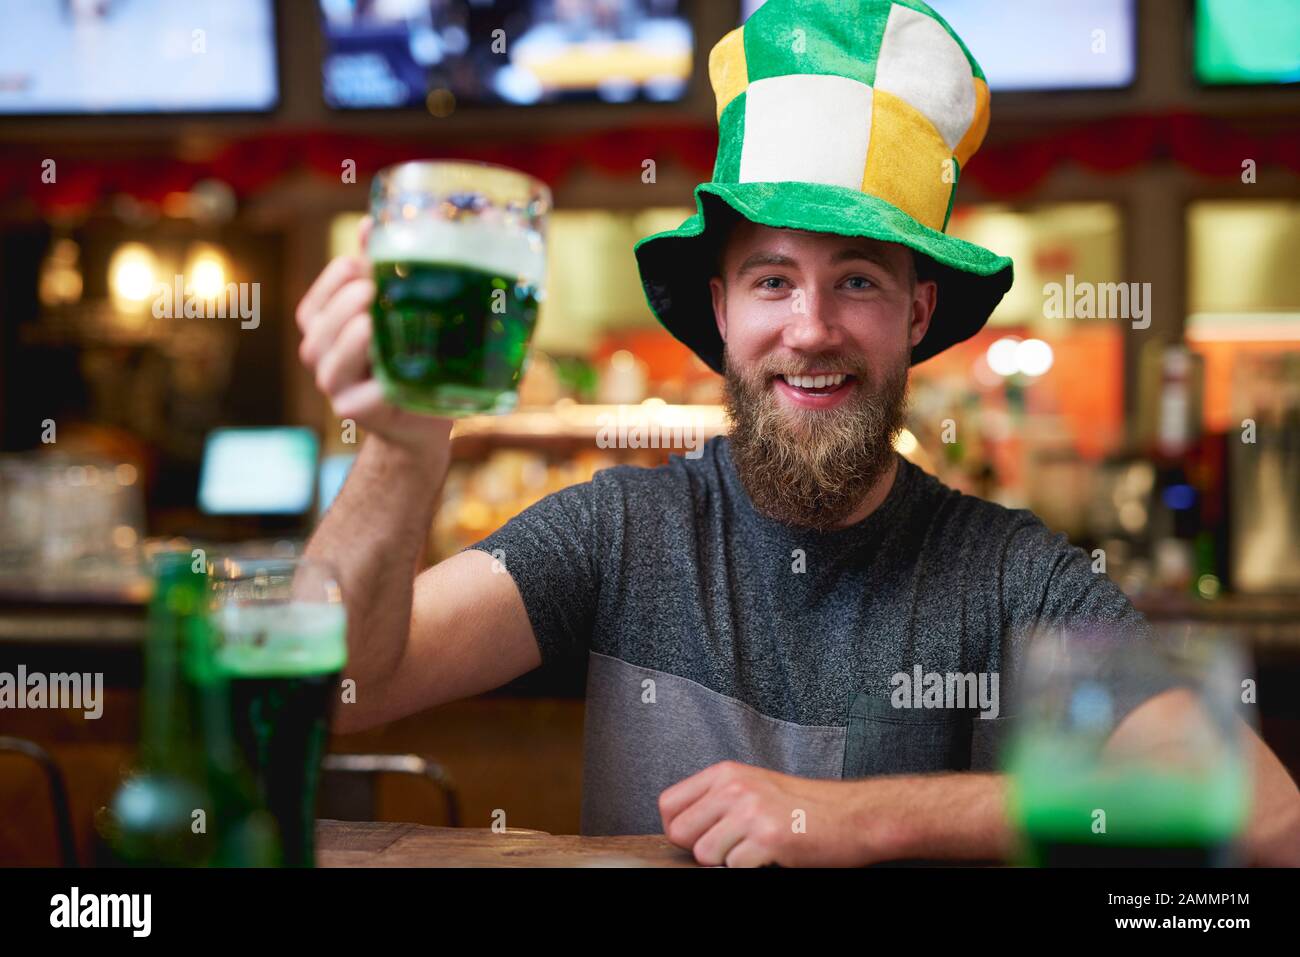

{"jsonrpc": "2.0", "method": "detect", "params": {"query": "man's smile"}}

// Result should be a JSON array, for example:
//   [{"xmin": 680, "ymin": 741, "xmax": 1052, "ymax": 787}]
[{"xmin": 771, "ymin": 371, "xmax": 858, "ymax": 410}]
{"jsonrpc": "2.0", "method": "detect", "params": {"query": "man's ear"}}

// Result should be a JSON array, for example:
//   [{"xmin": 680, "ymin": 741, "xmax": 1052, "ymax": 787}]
[
  {"xmin": 709, "ymin": 275, "xmax": 728, "ymax": 343},
  {"xmin": 909, "ymin": 279, "xmax": 938, "ymax": 349}
]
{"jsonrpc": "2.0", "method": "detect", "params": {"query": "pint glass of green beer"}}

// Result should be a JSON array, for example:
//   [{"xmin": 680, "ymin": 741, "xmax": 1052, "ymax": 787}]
[
  {"xmin": 207, "ymin": 554, "xmax": 348, "ymax": 867},
  {"xmin": 368, "ymin": 160, "xmax": 551, "ymax": 416},
  {"xmin": 1005, "ymin": 626, "xmax": 1251, "ymax": 867}
]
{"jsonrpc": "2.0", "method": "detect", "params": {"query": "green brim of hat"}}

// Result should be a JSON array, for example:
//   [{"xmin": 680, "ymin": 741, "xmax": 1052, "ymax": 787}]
[{"xmin": 634, "ymin": 182, "xmax": 1014, "ymax": 373}]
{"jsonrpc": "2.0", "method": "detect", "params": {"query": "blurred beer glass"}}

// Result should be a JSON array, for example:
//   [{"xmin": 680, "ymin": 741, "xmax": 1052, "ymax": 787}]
[
  {"xmin": 1006, "ymin": 623, "xmax": 1252, "ymax": 866},
  {"xmin": 368, "ymin": 160, "xmax": 551, "ymax": 417},
  {"xmin": 207, "ymin": 554, "xmax": 348, "ymax": 867}
]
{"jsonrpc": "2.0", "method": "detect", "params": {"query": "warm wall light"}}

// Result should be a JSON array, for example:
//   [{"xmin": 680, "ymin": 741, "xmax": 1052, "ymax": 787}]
[
  {"xmin": 186, "ymin": 244, "xmax": 229, "ymax": 300},
  {"xmin": 1016, "ymin": 338, "xmax": 1054, "ymax": 377},
  {"xmin": 109, "ymin": 243, "xmax": 159, "ymax": 310},
  {"xmin": 38, "ymin": 238, "xmax": 84, "ymax": 307},
  {"xmin": 110, "ymin": 243, "xmax": 157, "ymax": 301},
  {"xmin": 986, "ymin": 336, "xmax": 1021, "ymax": 377},
  {"xmin": 985, "ymin": 336, "xmax": 1054, "ymax": 378}
]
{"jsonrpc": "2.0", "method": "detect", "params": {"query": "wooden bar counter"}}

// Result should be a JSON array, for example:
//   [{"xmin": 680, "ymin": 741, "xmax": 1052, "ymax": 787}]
[{"xmin": 316, "ymin": 819, "xmax": 699, "ymax": 868}]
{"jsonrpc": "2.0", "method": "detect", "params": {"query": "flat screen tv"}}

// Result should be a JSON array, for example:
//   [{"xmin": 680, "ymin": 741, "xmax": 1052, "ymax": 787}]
[
  {"xmin": 319, "ymin": 0, "xmax": 693, "ymax": 108},
  {"xmin": 0, "ymin": 0, "xmax": 278, "ymax": 115},
  {"xmin": 1195, "ymin": 0, "xmax": 1300, "ymax": 85}
]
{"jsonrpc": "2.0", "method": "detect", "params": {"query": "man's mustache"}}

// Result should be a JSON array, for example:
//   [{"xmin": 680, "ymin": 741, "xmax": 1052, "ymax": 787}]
[{"xmin": 747, "ymin": 356, "xmax": 871, "ymax": 381}]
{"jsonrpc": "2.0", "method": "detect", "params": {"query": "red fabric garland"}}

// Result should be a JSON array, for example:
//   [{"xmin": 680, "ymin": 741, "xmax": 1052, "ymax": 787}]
[{"xmin": 1, "ymin": 114, "xmax": 1295, "ymax": 216}]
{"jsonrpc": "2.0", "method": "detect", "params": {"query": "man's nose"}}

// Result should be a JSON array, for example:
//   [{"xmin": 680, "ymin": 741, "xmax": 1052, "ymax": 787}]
[{"xmin": 781, "ymin": 288, "xmax": 844, "ymax": 353}]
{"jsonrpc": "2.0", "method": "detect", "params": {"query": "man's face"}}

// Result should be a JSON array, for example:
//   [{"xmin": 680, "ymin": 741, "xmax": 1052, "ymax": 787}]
[{"xmin": 710, "ymin": 221, "xmax": 937, "ymax": 530}]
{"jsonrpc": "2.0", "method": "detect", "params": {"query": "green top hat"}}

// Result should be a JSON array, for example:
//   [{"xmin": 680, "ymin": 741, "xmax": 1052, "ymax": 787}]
[{"xmin": 634, "ymin": 0, "xmax": 1014, "ymax": 374}]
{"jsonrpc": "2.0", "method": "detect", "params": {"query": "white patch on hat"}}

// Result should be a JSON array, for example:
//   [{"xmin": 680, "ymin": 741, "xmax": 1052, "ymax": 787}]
[
  {"xmin": 738, "ymin": 73, "xmax": 873, "ymax": 190},
  {"xmin": 873, "ymin": 4, "xmax": 975, "ymax": 151}
]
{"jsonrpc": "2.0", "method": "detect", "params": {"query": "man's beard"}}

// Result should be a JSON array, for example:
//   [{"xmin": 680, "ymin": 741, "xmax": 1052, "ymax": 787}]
[{"xmin": 723, "ymin": 349, "xmax": 910, "ymax": 531}]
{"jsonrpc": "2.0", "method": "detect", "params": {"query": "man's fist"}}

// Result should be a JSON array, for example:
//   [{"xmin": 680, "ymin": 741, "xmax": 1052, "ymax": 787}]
[
  {"xmin": 294, "ymin": 216, "xmax": 452, "ymax": 457},
  {"xmin": 659, "ymin": 760, "xmax": 899, "ymax": 867}
]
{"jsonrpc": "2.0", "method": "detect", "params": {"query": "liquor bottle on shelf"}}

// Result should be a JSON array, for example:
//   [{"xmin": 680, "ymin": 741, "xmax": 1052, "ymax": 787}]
[{"xmin": 1144, "ymin": 344, "xmax": 1217, "ymax": 598}]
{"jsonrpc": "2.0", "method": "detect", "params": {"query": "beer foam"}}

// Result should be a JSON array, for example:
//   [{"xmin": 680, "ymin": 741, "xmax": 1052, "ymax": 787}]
[
  {"xmin": 368, "ymin": 218, "xmax": 546, "ymax": 284},
  {"xmin": 211, "ymin": 602, "xmax": 347, "ymax": 677}
]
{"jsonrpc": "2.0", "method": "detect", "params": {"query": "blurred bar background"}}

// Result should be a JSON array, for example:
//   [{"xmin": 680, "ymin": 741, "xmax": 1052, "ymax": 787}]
[{"xmin": 0, "ymin": 0, "xmax": 1297, "ymax": 862}]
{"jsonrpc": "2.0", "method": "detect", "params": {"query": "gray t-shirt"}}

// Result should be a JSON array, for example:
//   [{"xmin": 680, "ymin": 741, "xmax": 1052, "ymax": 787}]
[{"xmin": 467, "ymin": 435, "xmax": 1155, "ymax": 835}]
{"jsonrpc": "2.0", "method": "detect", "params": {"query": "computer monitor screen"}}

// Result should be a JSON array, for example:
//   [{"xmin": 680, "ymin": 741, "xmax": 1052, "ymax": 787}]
[{"xmin": 198, "ymin": 428, "xmax": 319, "ymax": 515}]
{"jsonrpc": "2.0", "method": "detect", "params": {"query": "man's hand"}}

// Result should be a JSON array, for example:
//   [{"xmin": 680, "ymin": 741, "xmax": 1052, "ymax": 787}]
[
  {"xmin": 658, "ymin": 760, "xmax": 904, "ymax": 867},
  {"xmin": 295, "ymin": 215, "xmax": 453, "ymax": 460}
]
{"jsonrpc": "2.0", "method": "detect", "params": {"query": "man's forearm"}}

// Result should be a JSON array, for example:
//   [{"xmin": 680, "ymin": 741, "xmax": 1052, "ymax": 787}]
[
  {"xmin": 849, "ymin": 772, "xmax": 1014, "ymax": 863},
  {"xmin": 304, "ymin": 433, "xmax": 449, "ymax": 703}
]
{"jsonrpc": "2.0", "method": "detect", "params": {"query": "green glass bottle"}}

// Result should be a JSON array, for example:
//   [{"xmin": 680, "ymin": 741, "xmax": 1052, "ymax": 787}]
[{"xmin": 97, "ymin": 552, "xmax": 279, "ymax": 866}]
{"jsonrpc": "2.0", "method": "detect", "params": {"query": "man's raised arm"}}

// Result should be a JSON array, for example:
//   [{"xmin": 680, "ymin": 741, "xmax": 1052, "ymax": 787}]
[{"xmin": 295, "ymin": 237, "xmax": 541, "ymax": 735}]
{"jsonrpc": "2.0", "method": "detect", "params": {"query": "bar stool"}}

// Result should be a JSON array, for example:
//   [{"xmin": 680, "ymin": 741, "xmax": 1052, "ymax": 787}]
[
  {"xmin": 318, "ymin": 753, "xmax": 461, "ymax": 827},
  {"xmin": 0, "ymin": 736, "xmax": 78, "ymax": 866}
]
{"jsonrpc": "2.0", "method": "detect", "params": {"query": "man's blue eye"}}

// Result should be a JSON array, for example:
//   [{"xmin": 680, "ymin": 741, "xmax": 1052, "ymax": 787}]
[
  {"xmin": 761, "ymin": 277, "xmax": 786, "ymax": 289},
  {"xmin": 845, "ymin": 277, "xmax": 873, "ymax": 290}
]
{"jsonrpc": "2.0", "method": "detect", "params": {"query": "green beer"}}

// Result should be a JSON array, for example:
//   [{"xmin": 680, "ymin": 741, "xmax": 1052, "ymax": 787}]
[
  {"xmin": 1005, "ymin": 627, "xmax": 1251, "ymax": 867},
  {"xmin": 1009, "ymin": 737, "xmax": 1248, "ymax": 866},
  {"xmin": 367, "ymin": 160, "xmax": 551, "ymax": 417},
  {"xmin": 211, "ymin": 601, "xmax": 348, "ymax": 868},
  {"xmin": 371, "ymin": 259, "xmax": 541, "ymax": 415}
]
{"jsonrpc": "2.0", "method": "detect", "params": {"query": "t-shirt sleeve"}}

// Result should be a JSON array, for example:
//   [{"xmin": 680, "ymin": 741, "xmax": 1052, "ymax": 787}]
[
  {"xmin": 1000, "ymin": 513, "xmax": 1145, "ymax": 638},
  {"xmin": 997, "ymin": 513, "xmax": 1181, "ymax": 727},
  {"xmin": 461, "ymin": 479, "xmax": 604, "ymax": 667}
]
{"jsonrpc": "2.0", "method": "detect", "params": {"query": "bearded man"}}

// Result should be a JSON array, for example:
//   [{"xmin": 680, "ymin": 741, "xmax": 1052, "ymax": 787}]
[{"xmin": 294, "ymin": 0, "xmax": 1300, "ymax": 866}]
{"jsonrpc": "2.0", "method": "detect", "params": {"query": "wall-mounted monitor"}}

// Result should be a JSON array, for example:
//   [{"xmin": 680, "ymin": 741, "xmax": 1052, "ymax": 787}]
[
  {"xmin": 1195, "ymin": 0, "xmax": 1300, "ymax": 85},
  {"xmin": 740, "ymin": 0, "xmax": 1136, "ymax": 92},
  {"xmin": 319, "ymin": 0, "xmax": 693, "ymax": 108},
  {"xmin": 316, "ymin": 453, "xmax": 357, "ymax": 518},
  {"xmin": 0, "ymin": 0, "xmax": 278, "ymax": 115},
  {"xmin": 198, "ymin": 428, "xmax": 319, "ymax": 516}
]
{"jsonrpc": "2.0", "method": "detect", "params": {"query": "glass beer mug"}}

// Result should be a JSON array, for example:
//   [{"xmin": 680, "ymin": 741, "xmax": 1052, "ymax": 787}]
[
  {"xmin": 368, "ymin": 160, "xmax": 551, "ymax": 417},
  {"xmin": 1005, "ymin": 623, "xmax": 1253, "ymax": 867}
]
